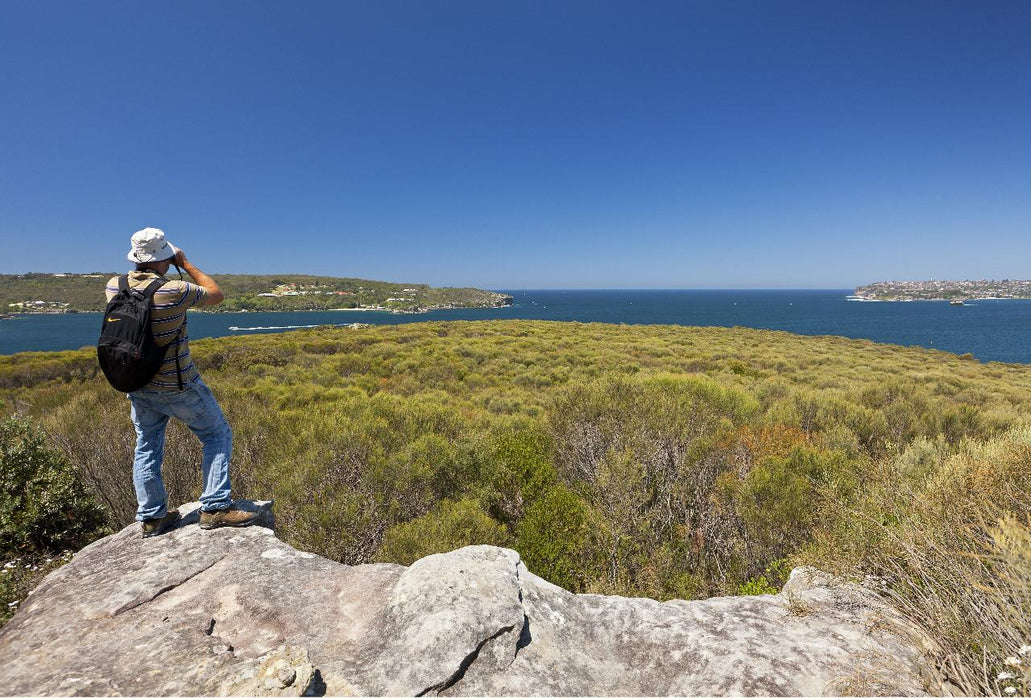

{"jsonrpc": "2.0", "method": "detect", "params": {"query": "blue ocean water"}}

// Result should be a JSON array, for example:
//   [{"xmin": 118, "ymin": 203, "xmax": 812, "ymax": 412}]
[{"xmin": 3, "ymin": 290, "xmax": 1031, "ymax": 363}]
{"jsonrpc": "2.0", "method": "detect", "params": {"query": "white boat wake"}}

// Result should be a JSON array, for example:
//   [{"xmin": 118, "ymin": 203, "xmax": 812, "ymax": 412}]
[{"xmin": 228, "ymin": 323, "xmax": 323, "ymax": 331}]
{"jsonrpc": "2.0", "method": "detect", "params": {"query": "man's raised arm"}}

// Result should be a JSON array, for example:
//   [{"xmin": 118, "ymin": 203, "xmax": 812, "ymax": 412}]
[{"xmin": 173, "ymin": 251, "xmax": 224, "ymax": 306}]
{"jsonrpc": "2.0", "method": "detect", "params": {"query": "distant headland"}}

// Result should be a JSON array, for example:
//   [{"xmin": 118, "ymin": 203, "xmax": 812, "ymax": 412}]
[
  {"xmin": 852, "ymin": 279, "xmax": 1031, "ymax": 302},
  {"xmin": 0, "ymin": 273, "xmax": 513, "ymax": 315}
]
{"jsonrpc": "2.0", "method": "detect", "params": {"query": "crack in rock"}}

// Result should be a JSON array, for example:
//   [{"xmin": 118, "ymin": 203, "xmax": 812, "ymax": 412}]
[
  {"xmin": 419, "ymin": 554, "xmax": 534, "ymax": 695},
  {"xmin": 111, "ymin": 557, "xmax": 223, "ymax": 617},
  {"xmin": 513, "ymin": 559, "xmax": 532, "ymax": 659},
  {"xmin": 415, "ymin": 624, "xmax": 517, "ymax": 697},
  {"xmin": 515, "ymin": 614, "xmax": 532, "ymax": 656}
]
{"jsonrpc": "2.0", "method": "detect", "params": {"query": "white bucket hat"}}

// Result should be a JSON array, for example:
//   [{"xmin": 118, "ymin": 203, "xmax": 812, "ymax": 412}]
[{"xmin": 128, "ymin": 227, "xmax": 179, "ymax": 263}]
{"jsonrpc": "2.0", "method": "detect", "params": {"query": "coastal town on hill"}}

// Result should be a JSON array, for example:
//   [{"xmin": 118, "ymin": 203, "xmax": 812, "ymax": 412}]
[
  {"xmin": 852, "ymin": 279, "xmax": 1031, "ymax": 301},
  {"xmin": 0, "ymin": 273, "xmax": 513, "ymax": 316}
]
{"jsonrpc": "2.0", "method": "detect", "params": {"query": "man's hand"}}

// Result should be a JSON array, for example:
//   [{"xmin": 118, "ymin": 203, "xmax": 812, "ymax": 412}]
[{"xmin": 172, "ymin": 250, "xmax": 187, "ymax": 267}]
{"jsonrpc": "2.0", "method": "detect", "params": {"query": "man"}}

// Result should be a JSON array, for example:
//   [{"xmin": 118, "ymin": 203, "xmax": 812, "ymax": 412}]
[{"xmin": 108, "ymin": 227, "xmax": 257, "ymax": 538}]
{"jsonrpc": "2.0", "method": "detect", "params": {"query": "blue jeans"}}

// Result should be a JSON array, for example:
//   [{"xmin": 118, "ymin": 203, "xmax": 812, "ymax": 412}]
[{"xmin": 128, "ymin": 378, "xmax": 233, "ymax": 521}]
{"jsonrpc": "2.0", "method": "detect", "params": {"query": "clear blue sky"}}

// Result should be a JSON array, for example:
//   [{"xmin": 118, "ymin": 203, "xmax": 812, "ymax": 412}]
[{"xmin": 2, "ymin": 1, "xmax": 1029, "ymax": 288}]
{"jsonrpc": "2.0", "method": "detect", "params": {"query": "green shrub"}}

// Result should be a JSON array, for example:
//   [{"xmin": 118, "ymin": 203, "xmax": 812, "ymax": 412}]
[
  {"xmin": 375, "ymin": 498, "xmax": 509, "ymax": 565},
  {"xmin": 516, "ymin": 485, "xmax": 598, "ymax": 592},
  {"xmin": 736, "ymin": 558, "xmax": 792, "ymax": 595},
  {"xmin": 0, "ymin": 417, "xmax": 109, "ymax": 628},
  {"xmin": 0, "ymin": 417, "xmax": 108, "ymax": 556},
  {"xmin": 721, "ymin": 446, "xmax": 853, "ymax": 568},
  {"xmin": 480, "ymin": 425, "xmax": 557, "ymax": 525}
]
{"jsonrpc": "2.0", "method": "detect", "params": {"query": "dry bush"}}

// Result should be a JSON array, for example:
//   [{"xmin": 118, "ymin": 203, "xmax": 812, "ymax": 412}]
[
  {"xmin": 864, "ymin": 512, "xmax": 1031, "ymax": 696},
  {"xmin": 547, "ymin": 374, "xmax": 760, "ymax": 595},
  {"xmin": 810, "ymin": 426, "xmax": 1031, "ymax": 696},
  {"xmin": 42, "ymin": 390, "xmax": 210, "ymax": 528}
]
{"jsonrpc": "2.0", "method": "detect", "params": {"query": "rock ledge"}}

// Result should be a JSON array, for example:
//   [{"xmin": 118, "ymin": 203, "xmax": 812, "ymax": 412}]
[{"xmin": 0, "ymin": 501, "xmax": 930, "ymax": 696}]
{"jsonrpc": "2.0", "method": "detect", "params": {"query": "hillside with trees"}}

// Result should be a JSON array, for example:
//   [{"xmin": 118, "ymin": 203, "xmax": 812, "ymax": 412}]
[{"xmin": 0, "ymin": 273, "xmax": 512, "ymax": 314}]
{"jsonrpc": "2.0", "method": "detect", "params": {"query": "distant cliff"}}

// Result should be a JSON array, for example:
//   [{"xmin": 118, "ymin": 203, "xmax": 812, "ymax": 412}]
[
  {"xmin": 0, "ymin": 500, "xmax": 934, "ymax": 696},
  {"xmin": 854, "ymin": 279, "xmax": 1031, "ymax": 301},
  {"xmin": 0, "ymin": 273, "xmax": 513, "ymax": 314}
]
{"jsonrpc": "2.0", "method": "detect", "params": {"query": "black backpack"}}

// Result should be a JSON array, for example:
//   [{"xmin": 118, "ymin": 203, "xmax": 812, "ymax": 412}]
[{"xmin": 97, "ymin": 276, "xmax": 183, "ymax": 392}]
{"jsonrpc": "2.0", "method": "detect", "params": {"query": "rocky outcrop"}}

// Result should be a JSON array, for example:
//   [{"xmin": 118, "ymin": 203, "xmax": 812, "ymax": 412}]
[{"xmin": 0, "ymin": 501, "xmax": 931, "ymax": 696}]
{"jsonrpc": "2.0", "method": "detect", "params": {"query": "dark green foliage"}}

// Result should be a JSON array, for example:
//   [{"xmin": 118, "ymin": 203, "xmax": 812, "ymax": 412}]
[
  {"xmin": 0, "ymin": 417, "xmax": 109, "ymax": 627},
  {"xmin": 0, "ymin": 418, "xmax": 108, "ymax": 557},
  {"xmin": 480, "ymin": 426, "xmax": 557, "ymax": 526},
  {"xmin": 516, "ymin": 486, "xmax": 597, "ymax": 591}
]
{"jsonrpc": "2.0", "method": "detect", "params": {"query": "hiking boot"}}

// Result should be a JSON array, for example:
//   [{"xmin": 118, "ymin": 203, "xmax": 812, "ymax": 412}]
[
  {"xmin": 199, "ymin": 507, "xmax": 259, "ymax": 530},
  {"xmin": 141, "ymin": 510, "xmax": 181, "ymax": 539}
]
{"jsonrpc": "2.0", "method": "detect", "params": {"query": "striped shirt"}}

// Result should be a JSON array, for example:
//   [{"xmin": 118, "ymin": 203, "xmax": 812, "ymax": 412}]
[{"xmin": 105, "ymin": 271, "xmax": 209, "ymax": 391}]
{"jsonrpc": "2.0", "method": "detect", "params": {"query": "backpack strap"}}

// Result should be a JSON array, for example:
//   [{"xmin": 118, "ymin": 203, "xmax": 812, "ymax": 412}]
[
  {"xmin": 140, "ymin": 278, "xmax": 166, "ymax": 300},
  {"xmin": 147, "ymin": 278, "xmax": 186, "ymax": 390},
  {"xmin": 118, "ymin": 275, "xmax": 130, "ymax": 294},
  {"xmin": 172, "ymin": 325, "xmax": 185, "ymax": 390},
  {"xmin": 140, "ymin": 277, "xmax": 185, "ymax": 390}
]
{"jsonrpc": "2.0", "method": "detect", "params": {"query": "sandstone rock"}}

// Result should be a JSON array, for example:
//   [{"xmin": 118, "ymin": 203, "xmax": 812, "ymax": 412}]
[
  {"xmin": 219, "ymin": 644, "xmax": 317, "ymax": 696},
  {"xmin": 0, "ymin": 500, "xmax": 932, "ymax": 696}
]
